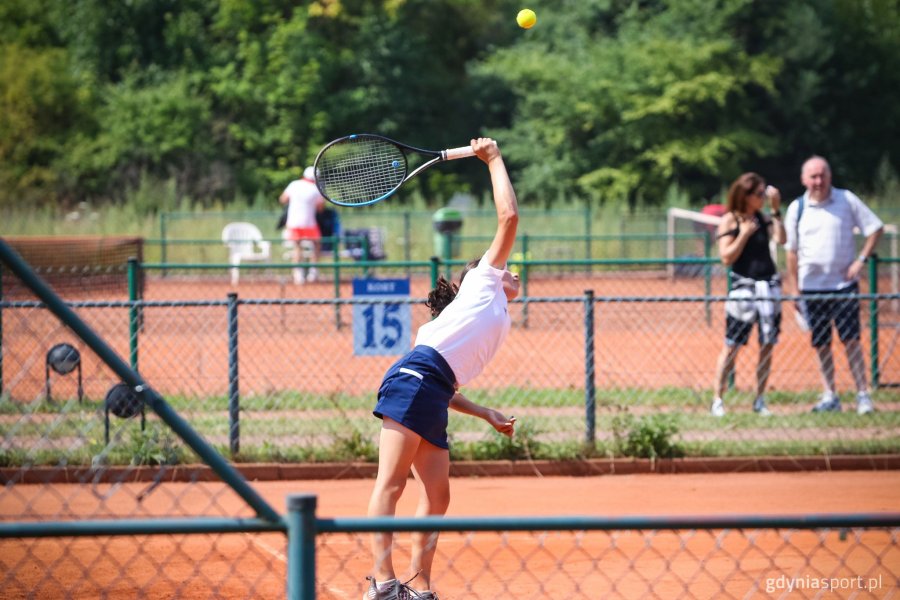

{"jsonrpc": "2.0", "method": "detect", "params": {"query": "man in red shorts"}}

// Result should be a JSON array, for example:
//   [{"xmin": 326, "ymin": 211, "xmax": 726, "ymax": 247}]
[{"xmin": 279, "ymin": 166, "xmax": 325, "ymax": 284}]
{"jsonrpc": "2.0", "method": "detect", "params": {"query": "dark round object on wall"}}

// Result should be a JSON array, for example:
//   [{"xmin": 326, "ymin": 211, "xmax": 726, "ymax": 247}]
[
  {"xmin": 47, "ymin": 343, "xmax": 81, "ymax": 375},
  {"xmin": 104, "ymin": 383, "xmax": 143, "ymax": 419}
]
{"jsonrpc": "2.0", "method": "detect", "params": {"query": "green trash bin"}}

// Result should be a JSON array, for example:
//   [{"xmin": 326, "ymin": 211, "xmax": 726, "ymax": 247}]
[{"xmin": 432, "ymin": 207, "xmax": 463, "ymax": 259}]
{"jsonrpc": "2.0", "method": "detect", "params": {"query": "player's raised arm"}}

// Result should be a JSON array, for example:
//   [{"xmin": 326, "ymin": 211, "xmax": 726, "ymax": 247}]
[{"xmin": 473, "ymin": 138, "xmax": 519, "ymax": 269}]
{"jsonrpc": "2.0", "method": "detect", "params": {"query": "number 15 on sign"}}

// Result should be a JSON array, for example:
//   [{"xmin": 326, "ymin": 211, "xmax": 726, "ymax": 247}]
[{"xmin": 352, "ymin": 278, "xmax": 411, "ymax": 356}]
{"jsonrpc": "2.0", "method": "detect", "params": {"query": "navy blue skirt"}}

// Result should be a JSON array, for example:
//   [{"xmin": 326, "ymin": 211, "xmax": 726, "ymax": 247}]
[{"xmin": 374, "ymin": 345, "xmax": 457, "ymax": 449}]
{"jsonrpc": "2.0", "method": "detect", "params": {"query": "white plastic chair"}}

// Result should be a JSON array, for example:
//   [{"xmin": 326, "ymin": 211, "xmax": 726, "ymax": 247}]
[{"xmin": 222, "ymin": 222, "xmax": 271, "ymax": 285}]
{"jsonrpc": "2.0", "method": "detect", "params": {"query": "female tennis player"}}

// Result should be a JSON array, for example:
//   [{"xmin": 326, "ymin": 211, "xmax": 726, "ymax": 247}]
[{"xmin": 363, "ymin": 137, "xmax": 518, "ymax": 600}]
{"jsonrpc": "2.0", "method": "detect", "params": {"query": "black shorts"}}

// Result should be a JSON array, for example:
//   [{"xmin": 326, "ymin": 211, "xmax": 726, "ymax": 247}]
[
  {"xmin": 802, "ymin": 284, "xmax": 861, "ymax": 347},
  {"xmin": 725, "ymin": 312, "xmax": 782, "ymax": 346}
]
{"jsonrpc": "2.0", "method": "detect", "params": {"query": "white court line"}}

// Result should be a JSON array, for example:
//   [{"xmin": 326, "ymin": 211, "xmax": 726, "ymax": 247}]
[
  {"xmin": 244, "ymin": 532, "xmax": 286, "ymax": 562},
  {"xmin": 243, "ymin": 533, "xmax": 349, "ymax": 597}
]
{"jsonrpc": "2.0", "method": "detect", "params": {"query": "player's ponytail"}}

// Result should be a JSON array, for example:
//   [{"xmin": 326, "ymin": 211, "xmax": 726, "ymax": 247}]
[
  {"xmin": 426, "ymin": 276, "xmax": 458, "ymax": 317},
  {"xmin": 426, "ymin": 257, "xmax": 481, "ymax": 317}
]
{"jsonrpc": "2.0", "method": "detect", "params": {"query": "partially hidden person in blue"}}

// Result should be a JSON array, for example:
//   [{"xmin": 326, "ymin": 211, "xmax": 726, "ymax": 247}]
[
  {"xmin": 363, "ymin": 137, "xmax": 518, "ymax": 600},
  {"xmin": 784, "ymin": 156, "xmax": 883, "ymax": 415},
  {"xmin": 711, "ymin": 172, "xmax": 786, "ymax": 417}
]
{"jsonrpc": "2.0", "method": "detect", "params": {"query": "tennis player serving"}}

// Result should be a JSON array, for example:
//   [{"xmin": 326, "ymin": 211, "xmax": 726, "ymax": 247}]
[{"xmin": 364, "ymin": 137, "xmax": 518, "ymax": 600}]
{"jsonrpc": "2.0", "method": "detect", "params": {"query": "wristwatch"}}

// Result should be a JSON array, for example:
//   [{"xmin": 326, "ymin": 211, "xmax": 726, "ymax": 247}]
[{"xmin": 857, "ymin": 254, "xmax": 868, "ymax": 263}]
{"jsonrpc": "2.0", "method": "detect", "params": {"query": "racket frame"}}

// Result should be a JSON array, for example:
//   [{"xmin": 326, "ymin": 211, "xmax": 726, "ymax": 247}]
[{"xmin": 314, "ymin": 133, "xmax": 474, "ymax": 207}]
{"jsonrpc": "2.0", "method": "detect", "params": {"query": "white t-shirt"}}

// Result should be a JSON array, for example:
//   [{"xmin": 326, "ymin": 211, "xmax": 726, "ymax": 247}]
[
  {"xmin": 283, "ymin": 178, "xmax": 323, "ymax": 229},
  {"xmin": 414, "ymin": 259, "xmax": 511, "ymax": 386},
  {"xmin": 783, "ymin": 187, "xmax": 883, "ymax": 291}
]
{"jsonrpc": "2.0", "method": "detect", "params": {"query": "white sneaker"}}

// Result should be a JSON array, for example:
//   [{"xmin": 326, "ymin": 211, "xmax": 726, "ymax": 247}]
[
  {"xmin": 753, "ymin": 396, "xmax": 772, "ymax": 416},
  {"xmin": 857, "ymin": 392, "xmax": 874, "ymax": 415},
  {"xmin": 307, "ymin": 266, "xmax": 318, "ymax": 282},
  {"xmin": 811, "ymin": 392, "xmax": 841, "ymax": 413},
  {"xmin": 292, "ymin": 268, "xmax": 306, "ymax": 285},
  {"xmin": 710, "ymin": 398, "xmax": 726, "ymax": 417}
]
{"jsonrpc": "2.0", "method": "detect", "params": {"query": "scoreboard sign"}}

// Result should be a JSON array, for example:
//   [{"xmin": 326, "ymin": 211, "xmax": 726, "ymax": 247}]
[{"xmin": 352, "ymin": 278, "xmax": 411, "ymax": 356}]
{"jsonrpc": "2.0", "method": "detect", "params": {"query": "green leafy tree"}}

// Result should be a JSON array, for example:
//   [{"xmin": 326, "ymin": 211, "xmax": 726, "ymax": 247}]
[
  {"xmin": 1, "ymin": 0, "xmax": 896, "ymax": 210},
  {"xmin": 207, "ymin": 0, "xmax": 516, "ymax": 202},
  {"xmin": 476, "ymin": 0, "xmax": 782, "ymax": 206},
  {"xmin": 60, "ymin": 71, "xmax": 214, "ymax": 209},
  {"xmin": 56, "ymin": 0, "xmax": 215, "ymax": 82},
  {"xmin": 761, "ymin": 0, "xmax": 900, "ymax": 193},
  {"xmin": 0, "ymin": 43, "xmax": 93, "ymax": 206}
]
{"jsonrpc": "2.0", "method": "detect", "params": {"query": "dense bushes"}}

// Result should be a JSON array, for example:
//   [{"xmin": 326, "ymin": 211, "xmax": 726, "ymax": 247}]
[{"xmin": 2, "ymin": 0, "xmax": 898, "ymax": 211}]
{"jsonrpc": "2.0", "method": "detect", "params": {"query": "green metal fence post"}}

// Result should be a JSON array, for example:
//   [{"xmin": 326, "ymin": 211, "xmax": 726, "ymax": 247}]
[
  {"xmin": 430, "ymin": 256, "xmax": 439, "ymax": 291},
  {"xmin": 333, "ymin": 247, "xmax": 343, "ymax": 331},
  {"xmin": 228, "ymin": 292, "xmax": 240, "ymax": 455},
  {"xmin": 521, "ymin": 234, "xmax": 529, "ymax": 329},
  {"xmin": 870, "ymin": 255, "xmax": 879, "ymax": 388},
  {"xmin": 584, "ymin": 290, "xmax": 596, "ymax": 448},
  {"xmin": 286, "ymin": 494, "xmax": 317, "ymax": 600},
  {"xmin": 404, "ymin": 211, "xmax": 412, "ymax": 273},
  {"xmin": 725, "ymin": 267, "xmax": 735, "ymax": 390},
  {"xmin": 128, "ymin": 258, "xmax": 139, "ymax": 371},
  {"xmin": 159, "ymin": 213, "xmax": 168, "ymax": 278},
  {"xmin": 704, "ymin": 231, "xmax": 712, "ymax": 325},
  {"xmin": 585, "ymin": 204, "xmax": 592, "ymax": 273},
  {"xmin": 442, "ymin": 233, "xmax": 453, "ymax": 279},
  {"xmin": 363, "ymin": 235, "xmax": 371, "ymax": 278}
]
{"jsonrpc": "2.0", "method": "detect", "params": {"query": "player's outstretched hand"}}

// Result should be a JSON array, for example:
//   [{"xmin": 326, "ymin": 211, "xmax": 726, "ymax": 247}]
[
  {"xmin": 472, "ymin": 137, "xmax": 501, "ymax": 165},
  {"xmin": 486, "ymin": 410, "xmax": 516, "ymax": 438}
]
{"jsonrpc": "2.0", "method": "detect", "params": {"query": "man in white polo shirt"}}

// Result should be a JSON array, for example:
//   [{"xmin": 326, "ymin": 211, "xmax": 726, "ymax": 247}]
[{"xmin": 784, "ymin": 156, "xmax": 883, "ymax": 414}]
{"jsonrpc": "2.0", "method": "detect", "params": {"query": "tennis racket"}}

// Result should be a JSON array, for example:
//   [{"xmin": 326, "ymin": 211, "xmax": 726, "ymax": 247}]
[{"xmin": 314, "ymin": 134, "xmax": 476, "ymax": 207}]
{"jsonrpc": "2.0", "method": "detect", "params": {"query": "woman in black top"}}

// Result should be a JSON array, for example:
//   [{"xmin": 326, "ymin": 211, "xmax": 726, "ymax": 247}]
[{"xmin": 711, "ymin": 172, "xmax": 786, "ymax": 417}]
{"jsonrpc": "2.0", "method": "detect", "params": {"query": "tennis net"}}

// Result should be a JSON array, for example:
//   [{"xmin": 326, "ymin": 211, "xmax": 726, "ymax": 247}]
[{"xmin": 1, "ymin": 236, "xmax": 143, "ymax": 299}]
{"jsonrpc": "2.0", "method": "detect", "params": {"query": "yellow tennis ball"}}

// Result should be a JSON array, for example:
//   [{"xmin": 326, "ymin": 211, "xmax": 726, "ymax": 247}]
[{"xmin": 517, "ymin": 8, "xmax": 537, "ymax": 29}]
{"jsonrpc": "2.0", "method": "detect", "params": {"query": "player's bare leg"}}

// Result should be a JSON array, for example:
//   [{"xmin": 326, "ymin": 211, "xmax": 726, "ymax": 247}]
[
  {"xmin": 408, "ymin": 441, "xmax": 451, "ymax": 592},
  {"xmin": 367, "ymin": 418, "xmax": 421, "ymax": 582}
]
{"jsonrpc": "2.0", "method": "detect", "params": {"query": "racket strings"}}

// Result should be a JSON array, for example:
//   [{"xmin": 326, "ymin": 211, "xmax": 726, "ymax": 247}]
[{"xmin": 316, "ymin": 137, "xmax": 407, "ymax": 205}]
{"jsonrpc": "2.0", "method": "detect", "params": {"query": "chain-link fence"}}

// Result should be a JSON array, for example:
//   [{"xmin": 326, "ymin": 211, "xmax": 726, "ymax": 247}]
[
  {"xmin": 3, "ymin": 240, "xmax": 900, "ymax": 598},
  {"xmin": 4, "ymin": 261, "xmax": 900, "ymax": 463},
  {"xmin": 153, "ymin": 208, "xmax": 900, "ymax": 266},
  {"xmin": 1, "ymin": 240, "xmax": 286, "ymax": 599},
  {"xmin": 302, "ymin": 508, "xmax": 900, "ymax": 599}
]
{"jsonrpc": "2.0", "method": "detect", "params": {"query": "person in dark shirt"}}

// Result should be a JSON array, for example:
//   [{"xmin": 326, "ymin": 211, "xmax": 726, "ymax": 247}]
[
  {"xmin": 711, "ymin": 172, "xmax": 786, "ymax": 417},
  {"xmin": 315, "ymin": 205, "xmax": 340, "ymax": 255}
]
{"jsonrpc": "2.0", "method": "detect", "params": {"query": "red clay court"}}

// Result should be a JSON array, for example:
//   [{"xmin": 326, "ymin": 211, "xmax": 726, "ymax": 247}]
[{"xmin": 4, "ymin": 471, "xmax": 899, "ymax": 599}]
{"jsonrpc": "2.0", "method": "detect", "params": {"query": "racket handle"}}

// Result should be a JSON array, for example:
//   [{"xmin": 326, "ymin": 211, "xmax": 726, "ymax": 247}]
[{"xmin": 442, "ymin": 146, "xmax": 477, "ymax": 161}]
